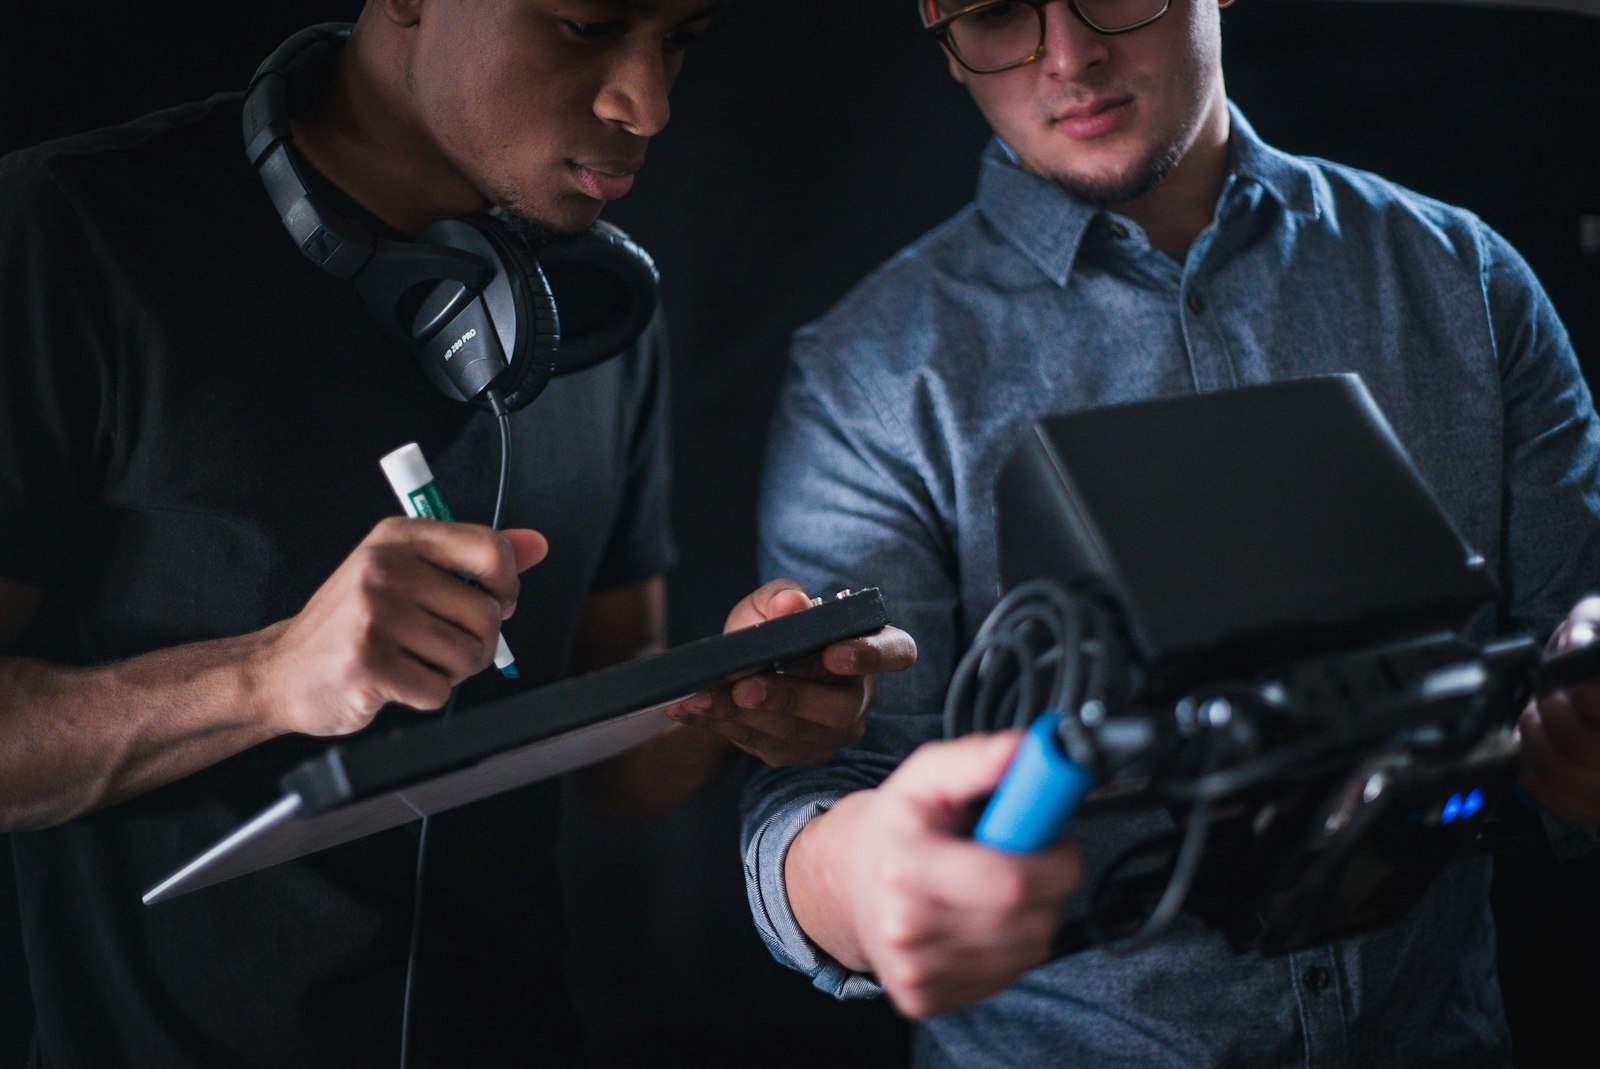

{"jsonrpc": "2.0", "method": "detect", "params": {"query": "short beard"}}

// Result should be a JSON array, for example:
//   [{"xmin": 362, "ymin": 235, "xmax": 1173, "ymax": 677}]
[
  {"xmin": 1051, "ymin": 141, "xmax": 1183, "ymax": 208},
  {"xmin": 492, "ymin": 207, "xmax": 562, "ymax": 244}
]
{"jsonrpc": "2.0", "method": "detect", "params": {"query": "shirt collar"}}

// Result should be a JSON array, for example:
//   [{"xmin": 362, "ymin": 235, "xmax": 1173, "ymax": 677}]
[
  {"xmin": 1226, "ymin": 102, "xmax": 1321, "ymax": 220},
  {"xmin": 974, "ymin": 100, "xmax": 1323, "ymax": 285}
]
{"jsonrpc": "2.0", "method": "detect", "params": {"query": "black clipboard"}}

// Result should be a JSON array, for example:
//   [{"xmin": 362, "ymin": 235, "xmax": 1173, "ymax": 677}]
[{"xmin": 143, "ymin": 587, "xmax": 889, "ymax": 905}]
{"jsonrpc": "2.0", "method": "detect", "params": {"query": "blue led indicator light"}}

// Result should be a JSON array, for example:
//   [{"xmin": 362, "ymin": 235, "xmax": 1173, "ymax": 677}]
[
  {"xmin": 1441, "ymin": 794, "xmax": 1463, "ymax": 824},
  {"xmin": 1460, "ymin": 788, "xmax": 1484, "ymax": 819}
]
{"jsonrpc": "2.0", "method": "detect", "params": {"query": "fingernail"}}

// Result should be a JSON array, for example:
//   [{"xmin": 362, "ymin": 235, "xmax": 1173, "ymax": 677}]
[
  {"xmin": 683, "ymin": 694, "xmax": 712, "ymax": 714},
  {"xmin": 735, "ymin": 680, "xmax": 766, "ymax": 707}
]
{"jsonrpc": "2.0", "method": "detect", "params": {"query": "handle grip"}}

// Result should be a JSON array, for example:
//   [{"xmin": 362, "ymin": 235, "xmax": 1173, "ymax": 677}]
[
  {"xmin": 974, "ymin": 713, "xmax": 1095, "ymax": 853},
  {"xmin": 1534, "ymin": 637, "xmax": 1600, "ymax": 695}
]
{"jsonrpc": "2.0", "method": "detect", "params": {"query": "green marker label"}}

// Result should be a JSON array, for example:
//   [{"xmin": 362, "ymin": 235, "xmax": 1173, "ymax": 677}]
[{"xmin": 406, "ymin": 484, "xmax": 453, "ymax": 521}]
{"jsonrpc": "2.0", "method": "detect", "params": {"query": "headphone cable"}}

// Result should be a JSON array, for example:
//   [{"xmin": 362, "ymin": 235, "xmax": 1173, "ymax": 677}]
[
  {"xmin": 399, "ymin": 387, "xmax": 513, "ymax": 1067},
  {"xmin": 487, "ymin": 389, "xmax": 511, "ymax": 529},
  {"xmin": 398, "ymin": 691, "xmax": 451, "ymax": 1069}
]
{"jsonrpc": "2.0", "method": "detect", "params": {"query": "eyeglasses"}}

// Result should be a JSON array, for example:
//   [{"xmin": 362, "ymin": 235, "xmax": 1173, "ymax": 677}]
[{"xmin": 919, "ymin": 0, "xmax": 1172, "ymax": 74}]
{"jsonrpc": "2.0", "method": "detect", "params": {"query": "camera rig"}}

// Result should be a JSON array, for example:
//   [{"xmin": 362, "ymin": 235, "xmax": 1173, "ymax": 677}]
[{"xmin": 946, "ymin": 375, "xmax": 1600, "ymax": 957}]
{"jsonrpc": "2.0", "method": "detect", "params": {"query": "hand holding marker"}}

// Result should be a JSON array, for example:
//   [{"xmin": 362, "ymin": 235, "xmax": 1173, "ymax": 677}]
[{"xmin": 379, "ymin": 442, "xmax": 519, "ymax": 679}]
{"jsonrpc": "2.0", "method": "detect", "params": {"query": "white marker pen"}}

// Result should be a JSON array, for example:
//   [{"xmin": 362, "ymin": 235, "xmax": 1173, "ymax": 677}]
[{"xmin": 379, "ymin": 442, "xmax": 519, "ymax": 680}]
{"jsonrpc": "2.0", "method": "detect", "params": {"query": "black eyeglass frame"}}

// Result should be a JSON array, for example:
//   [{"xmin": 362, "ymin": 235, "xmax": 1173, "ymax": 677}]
[{"xmin": 919, "ymin": 0, "xmax": 1173, "ymax": 74}]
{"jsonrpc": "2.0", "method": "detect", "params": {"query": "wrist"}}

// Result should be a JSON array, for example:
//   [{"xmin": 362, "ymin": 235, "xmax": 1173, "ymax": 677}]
[
  {"xmin": 236, "ymin": 621, "xmax": 295, "ymax": 740},
  {"xmin": 786, "ymin": 789, "xmax": 875, "ymax": 972}
]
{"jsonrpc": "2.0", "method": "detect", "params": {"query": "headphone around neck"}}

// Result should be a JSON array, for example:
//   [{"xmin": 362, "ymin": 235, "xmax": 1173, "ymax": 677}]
[{"xmin": 242, "ymin": 22, "xmax": 661, "ymax": 413}]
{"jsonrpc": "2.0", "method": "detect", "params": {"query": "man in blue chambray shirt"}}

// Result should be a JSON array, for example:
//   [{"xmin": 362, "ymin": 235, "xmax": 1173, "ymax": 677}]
[{"xmin": 727, "ymin": 1, "xmax": 1600, "ymax": 1066}]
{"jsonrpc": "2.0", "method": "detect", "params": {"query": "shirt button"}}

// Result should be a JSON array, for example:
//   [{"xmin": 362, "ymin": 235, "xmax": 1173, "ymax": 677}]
[
  {"xmin": 1108, "ymin": 222, "xmax": 1129, "ymax": 240},
  {"xmin": 1303, "ymin": 966, "xmax": 1332, "ymax": 991},
  {"xmin": 1186, "ymin": 291, "xmax": 1206, "ymax": 313}
]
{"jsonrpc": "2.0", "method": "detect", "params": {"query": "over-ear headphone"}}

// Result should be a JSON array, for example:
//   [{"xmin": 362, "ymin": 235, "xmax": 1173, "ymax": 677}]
[{"xmin": 242, "ymin": 22, "xmax": 661, "ymax": 412}]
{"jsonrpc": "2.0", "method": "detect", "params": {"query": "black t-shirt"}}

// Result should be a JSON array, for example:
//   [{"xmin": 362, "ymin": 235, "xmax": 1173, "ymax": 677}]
[{"xmin": 0, "ymin": 94, "xmax": 675, "ymax": 1067}]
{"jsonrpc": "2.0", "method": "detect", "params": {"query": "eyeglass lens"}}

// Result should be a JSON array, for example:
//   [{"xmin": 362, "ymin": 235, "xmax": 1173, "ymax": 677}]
[{"xmin": 945, "ymin": 0, "xmax": 1169, "ymax": 71}]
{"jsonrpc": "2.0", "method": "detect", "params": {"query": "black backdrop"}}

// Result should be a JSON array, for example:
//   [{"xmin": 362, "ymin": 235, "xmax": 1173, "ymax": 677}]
[{"xmin": 2, "ymin": 2, "xmax": 1597, "ymax": 1066}]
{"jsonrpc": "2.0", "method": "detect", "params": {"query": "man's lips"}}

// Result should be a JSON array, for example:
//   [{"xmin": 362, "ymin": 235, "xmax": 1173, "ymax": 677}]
[
  {"xmin": 1052, "ymin": 97, "xmax": 1135, "ymax": 140},
  {"xmin": 572, "ymin": 162, "xmax": 639, "ymax": 201}
]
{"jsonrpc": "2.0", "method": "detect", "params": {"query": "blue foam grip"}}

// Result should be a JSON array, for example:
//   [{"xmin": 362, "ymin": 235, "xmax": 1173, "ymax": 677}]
[{"xmin": 974, "ymin": 713, "xmax": 1095, "ymax": 853}]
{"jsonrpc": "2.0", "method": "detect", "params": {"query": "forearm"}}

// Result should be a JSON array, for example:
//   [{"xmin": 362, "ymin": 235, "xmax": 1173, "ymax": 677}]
[{"xmin": 0, "ymin": 627, "xmax": 285, "ymax": 831}]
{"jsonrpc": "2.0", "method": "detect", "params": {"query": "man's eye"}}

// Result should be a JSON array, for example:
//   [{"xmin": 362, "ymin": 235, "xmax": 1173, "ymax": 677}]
[
  {"xmin": 664, "ymin": 19, "xmax": 714, "ymax": 53},
  {"xmin": 562, "ymin": 20, "xmax": 622, "ymax": 40}
]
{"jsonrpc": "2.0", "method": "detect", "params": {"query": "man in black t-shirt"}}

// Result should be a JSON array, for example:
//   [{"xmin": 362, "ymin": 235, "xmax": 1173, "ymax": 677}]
[{"xmin": 0, "ymin": 2, "xmax": 914, "ymax": 1065}]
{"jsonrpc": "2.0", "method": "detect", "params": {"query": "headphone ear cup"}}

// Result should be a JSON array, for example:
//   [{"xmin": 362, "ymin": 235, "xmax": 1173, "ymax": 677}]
[
  {"xmin": 404, "ymin": 214, "xmax": 560, "ymax": 412},
  {"xmin": 536, "ymin": 220, "xmax": 661, "ymax": 377},
  {"xmin": 456, "ymin": 214, "xmax": 561, "ymax": 412}
]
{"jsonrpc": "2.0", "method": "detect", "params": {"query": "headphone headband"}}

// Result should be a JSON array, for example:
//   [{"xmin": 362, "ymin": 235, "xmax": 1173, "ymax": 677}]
[
  {"xmin": 243, "ymin": 23, "xmax": 659, "ymax": 412},
  {"xmin": 243, "ymin": 24, "xmax": 378, "ymax": 280}
]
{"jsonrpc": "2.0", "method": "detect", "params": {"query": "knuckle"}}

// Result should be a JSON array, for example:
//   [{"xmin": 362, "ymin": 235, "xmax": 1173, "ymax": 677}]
[
  {"xmin": 881, "ymin": 962, "xmax": 939, "ymax": 1017},
  {"xmin": 470, "ymin": 528, "xmax": 505, "ymax": 572},
  {"xmin": 471, "ymin": 598, "xmax": 504, "ymax": 638},
  {"xmin": 1017, "ymin": 912, "xmax": 1060, "ymax": 951},
  {"xmin": 887, "ymin": 986, "xmax": 937, "ymax": 1021},
  {"xmin": 413, "ymin": 677, "xmax": 452, "ymax": 710},
  {"xmin": 878, "ymin": 908, "xmax": 923, "ymax": 953},
  {"xmin": 693, "ymin": 694, "xmax": 731, "ymax": 722},
  {"xmin": 756, "ymin": 710, "xmax": 796, "ymax": 739},
  {"xmin": 876, "ymin": 854, "xmax": 917, "ymax": 896},
  {"xmin": 766, "ymin": 679, "xmax": 797, "ymax": 712},
  {"xmin": 883, "ymin": 955, "xmax": 925, "ymax": 991},
  {"xmin": 342, "ymin": 617, "xmax": 386, "ymax": 673},
  {"xmin": 356, "ymin": 546, "xmax": 404, "ymax": 590},
  {"xmin": 372, "ymin": 515, "xmax": 411, "ymax": 540},
  {"xmin": 446, "ymin": 629, "xmax": 493, "ymax": 676},
  {"xmin": 343, "ymin": 685, "xmax": 385, "ymax": 726},
  {"xmin": 799, "ymin": 689, "xmax": 843, "ymax": 723},
  {"xmin": 990, "ymin": 866, "xmax": 1034, "ymax": 910}
]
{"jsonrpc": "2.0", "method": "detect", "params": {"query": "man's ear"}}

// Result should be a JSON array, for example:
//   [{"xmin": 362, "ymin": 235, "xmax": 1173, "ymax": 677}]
[
  {"xmin": 945, "ymin": 48, "xmax": 970, "ymax": 87},
  {"xmin": 377, "ymin": 0, "xmax": 423, "ymax": 29}
]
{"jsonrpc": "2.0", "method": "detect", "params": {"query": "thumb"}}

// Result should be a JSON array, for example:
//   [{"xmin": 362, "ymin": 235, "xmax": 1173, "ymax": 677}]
[
  {"xmin": 724, "ymin": 578, "xmax": 814, "ymax": 632},
  {"xmin": 891, "ymin": 730, "xmax": 1028, "ymax": 812},
  {"xmin": 501, "ymin": 528, "xmax": 549, "ymax": 572}
]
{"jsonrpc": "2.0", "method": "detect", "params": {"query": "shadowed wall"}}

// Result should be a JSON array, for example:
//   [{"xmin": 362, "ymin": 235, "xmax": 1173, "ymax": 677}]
[{"xmin": 1, "ymin": 3, "xmax": 1595, "ymax": 1066}]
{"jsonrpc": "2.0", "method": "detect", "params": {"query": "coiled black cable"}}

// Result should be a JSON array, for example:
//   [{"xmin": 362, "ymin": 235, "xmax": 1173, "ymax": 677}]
[
  {"xmin": 943, "ymin": 578, "xmax": 1234, "ymax": 952},
  {"xmin": 942, "ymin": 577, "xmax": 1122, "ymax": 770}
]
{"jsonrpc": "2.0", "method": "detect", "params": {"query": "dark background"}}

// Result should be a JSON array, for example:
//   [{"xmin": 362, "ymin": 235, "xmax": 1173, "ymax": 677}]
[{"xmin": 2, "ymin": 1, "xmax": 1598, "ymax": 1065}]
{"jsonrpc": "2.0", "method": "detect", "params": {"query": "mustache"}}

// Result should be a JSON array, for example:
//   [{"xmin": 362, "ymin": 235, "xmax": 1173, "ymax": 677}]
[{"xmin": 1035, "ymin": 80, "xmax": 1139, "ymax": 119}]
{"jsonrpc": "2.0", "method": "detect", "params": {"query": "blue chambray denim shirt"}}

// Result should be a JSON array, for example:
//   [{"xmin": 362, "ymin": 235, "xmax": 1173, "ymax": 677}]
[{"xmin": 742, "ymin": 104, "xmax": 1600, "ymax": 1068}]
